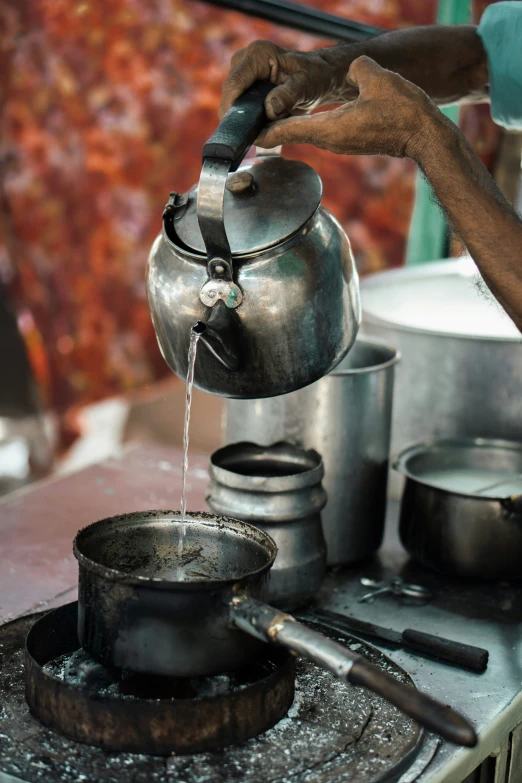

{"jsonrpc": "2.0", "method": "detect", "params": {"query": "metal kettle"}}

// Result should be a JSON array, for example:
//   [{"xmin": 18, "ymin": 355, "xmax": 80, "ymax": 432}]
[{"xmin": 147, "ymin": 82, "xmax": 360, "ymax": 398}]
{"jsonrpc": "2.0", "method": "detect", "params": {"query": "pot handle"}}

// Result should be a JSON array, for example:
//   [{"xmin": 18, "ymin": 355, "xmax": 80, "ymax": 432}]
[
  {"xmin": 391, "ymin": 454, "xmax": 402, "ymax": 473},
  {"xmin": 231, "ymin": 597, "xmax": 477, "ymax": 748},
  {"xmin": 501, "ymin": 493, "xmax": 522, "ymax": 515},
  {"xmin": 203, "ymin": 81, "xmax": 274, "ymax": 172}
]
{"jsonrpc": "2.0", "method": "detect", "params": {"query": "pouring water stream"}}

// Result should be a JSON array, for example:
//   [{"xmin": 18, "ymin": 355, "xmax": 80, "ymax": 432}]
[{"xmin": 177, "ymin": 325, "xmax": 203, "ymax": 577}]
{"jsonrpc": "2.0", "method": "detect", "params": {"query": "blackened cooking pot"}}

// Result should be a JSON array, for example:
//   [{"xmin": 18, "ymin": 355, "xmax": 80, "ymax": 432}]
[{"xmin": 73, "ymin": 510, "xmax": 476, "ymax": 746}]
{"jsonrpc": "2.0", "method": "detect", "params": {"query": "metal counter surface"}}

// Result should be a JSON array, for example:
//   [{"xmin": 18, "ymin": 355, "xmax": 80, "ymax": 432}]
[
  {"xmin": 319, "ymin": 502, "xmax": 522, "ymax": 783},
  {"xmin": 0, "ymin": 444, "xmax": 209, "ymax": 624},
  {"xmin": 1, "ymin": 444, "xmax": 521, "ymax": 782}
]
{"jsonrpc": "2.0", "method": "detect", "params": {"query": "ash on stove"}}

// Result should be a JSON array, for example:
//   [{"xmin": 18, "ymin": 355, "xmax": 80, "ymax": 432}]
[
  {"xmin": 43, "ymin": 648, "xmax": 280, "ymax": 700},
  {"xmin": 44, "ymin": 649, "xmax": 116, "ymax": 694},
  {"xmin": 0, "ymin": 609, "xmax": 422, "ymax": 783}
]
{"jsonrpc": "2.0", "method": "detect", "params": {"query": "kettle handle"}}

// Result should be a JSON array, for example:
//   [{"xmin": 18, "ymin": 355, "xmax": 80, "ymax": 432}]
[{"xmin": 203, "ymin": 81, "xmax": 274, "ymax": 171}]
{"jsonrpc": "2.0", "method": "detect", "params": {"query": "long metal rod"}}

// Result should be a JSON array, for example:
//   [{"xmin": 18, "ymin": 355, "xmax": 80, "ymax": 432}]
[
  {"xmin": 231, "ymin": 597, "xmax": 477, "ymax": 747},
  {"xmin": 194, "ymin": 0, "xmax": 382, "ymax": 42}
]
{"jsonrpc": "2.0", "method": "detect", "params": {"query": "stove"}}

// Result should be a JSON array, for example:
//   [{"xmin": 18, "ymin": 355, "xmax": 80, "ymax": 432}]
[
  {"xmin": 2, "ymin": 445, "xmax": 522, "ymax": 783},
  {"xmin": 26, "ymin": 602, "xmax": 295, "ymax": 756},
  {"xmin": 0, "ymin": 602, "xmax": 422, "ymax": 783}
]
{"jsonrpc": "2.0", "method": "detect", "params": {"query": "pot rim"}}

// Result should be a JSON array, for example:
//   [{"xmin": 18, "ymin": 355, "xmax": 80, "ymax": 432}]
[
  {"xmin": 73, "ymin": 510, "xmax": 277, "ymax": 590},
  {"xmin": 392, "ymin": 437, "xmax": 522, "ymax": 501},
  {"xmin": 361, "ymin": 259, "xmax": 521, "ymax": 343},
  {"xmin": 329, "ymin": 337, "xmax": 400, "ymax": 376},
  {"xmin": 164, "ymin": 158, "xmax": 322, "ymax": 260},
  {"xmin": 161, "ymin": 206, "xmax": 319, "ymax": 265},
  {"xmin": 362, "ymin": 310, "xmax": 522, "ymax": 343},
  {"xmin": 209, "ymin": 441, "xmax": 324, "ymax": 492}
]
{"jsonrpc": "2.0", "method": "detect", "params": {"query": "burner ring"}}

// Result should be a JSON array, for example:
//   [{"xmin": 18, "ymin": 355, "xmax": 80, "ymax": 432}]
[{"xmin": 25, "ymin": 602, "xmax": 295, "ymax": 756}]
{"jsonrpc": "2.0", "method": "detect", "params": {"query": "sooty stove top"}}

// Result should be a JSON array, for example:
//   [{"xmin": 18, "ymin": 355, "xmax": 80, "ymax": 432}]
[{"xmin": 0, "ymin": 605, "xmax": 424, "ymax": 783}]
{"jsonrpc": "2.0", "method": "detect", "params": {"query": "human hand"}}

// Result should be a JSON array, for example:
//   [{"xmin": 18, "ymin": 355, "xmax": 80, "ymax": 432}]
[
  {"xmin": 256, "ymin": 56, "xmax": 441, "ymax": 161},
  {"xmin": 219, "ymin": 40, "xmax": 351, "ymax": 121}
]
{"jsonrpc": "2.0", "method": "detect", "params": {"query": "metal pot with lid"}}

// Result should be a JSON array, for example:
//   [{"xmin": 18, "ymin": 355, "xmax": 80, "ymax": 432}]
[
  {"xmin": 395, "ymin": 437, "xmax": 522, "ymax": 580},
  {"xmin": 147, "ymin": 82, "xmax": 360, "ymax": 398}
]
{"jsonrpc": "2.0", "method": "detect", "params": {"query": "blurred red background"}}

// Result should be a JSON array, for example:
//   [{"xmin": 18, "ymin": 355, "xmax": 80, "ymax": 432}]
[{"xmin": 0, "ymin": 0, "xmax": 501, "ymax": 447}]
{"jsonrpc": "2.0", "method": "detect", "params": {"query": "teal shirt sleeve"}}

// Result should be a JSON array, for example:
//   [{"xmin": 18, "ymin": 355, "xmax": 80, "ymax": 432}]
[{"xmin": 477, "ymin": 1, "xmax": 522, "ymax": 129}]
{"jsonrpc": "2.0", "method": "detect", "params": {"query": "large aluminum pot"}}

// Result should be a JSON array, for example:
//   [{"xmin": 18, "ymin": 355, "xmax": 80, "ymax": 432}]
[
  {"xmin": 361, "ymin": 258, "xmax": 522, "ymax": 498},
  {"xmin": 223, "ymin": 339, "xmax": 399, "ymax": 566}
]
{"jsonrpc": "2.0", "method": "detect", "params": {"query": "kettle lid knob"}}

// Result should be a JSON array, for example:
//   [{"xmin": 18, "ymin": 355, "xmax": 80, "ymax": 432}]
[{"xmin": 226, "ymin": 171, "xmax": 255, "ymax": 196}]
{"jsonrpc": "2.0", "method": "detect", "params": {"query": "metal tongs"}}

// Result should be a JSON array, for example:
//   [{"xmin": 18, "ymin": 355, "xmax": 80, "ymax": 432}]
[{"xmin": 358, "ymin": 577, "xmax": 433, "ymax": 603}]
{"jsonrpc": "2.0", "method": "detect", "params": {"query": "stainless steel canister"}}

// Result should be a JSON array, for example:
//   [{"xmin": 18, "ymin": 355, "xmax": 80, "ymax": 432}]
[
  {"xmin": 222, "ymin": 340, "xmax": 399, "ymax": 566},
  {"xmin": 206, "ymin": 441, "xmax": 327, "ymax": 610}
]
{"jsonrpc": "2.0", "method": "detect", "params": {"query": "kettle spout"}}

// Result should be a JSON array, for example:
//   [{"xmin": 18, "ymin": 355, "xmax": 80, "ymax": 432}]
[{"xmin": 194, "ymin": 299, "xmax": 241, "ymax": 372}]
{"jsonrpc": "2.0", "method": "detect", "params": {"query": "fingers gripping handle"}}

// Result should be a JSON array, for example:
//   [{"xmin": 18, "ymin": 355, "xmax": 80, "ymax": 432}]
[
  {"xmin": 203, "ymin": 81, "xmax": 274, "ymax": 171},
  {"xmin": 231, "ymin": 598, "xmax": 477, "ymax": 748}
]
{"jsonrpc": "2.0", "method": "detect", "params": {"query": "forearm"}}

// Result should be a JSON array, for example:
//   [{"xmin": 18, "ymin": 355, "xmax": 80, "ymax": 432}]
[
  {"xmin": 320, "ymin": 26, "xmax": 488, "ymax": 106},
  {"xmin": 414, "ymin": 113, "xmax": 522, "ymax": 331}
]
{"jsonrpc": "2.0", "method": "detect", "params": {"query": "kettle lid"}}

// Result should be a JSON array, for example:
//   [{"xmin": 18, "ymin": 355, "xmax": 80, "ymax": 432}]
[{"xmin": 174, "ymin": 157, "xmax": 322, "ymax": 256}]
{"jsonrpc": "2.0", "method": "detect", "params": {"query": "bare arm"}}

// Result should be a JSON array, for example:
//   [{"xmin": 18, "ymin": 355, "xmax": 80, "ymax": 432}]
[
  {"xmin": 220, "ymin": 27, "xmax": 489, "ymax": 120},
  {"xmin": 255, "ymin": 57, "xmax": 522, "ymax": 333},
  {"xmin": 322, "ymin": 26, "xmax": 488, "ymax": 105},
  {"xmin": 416, "ymin": 113, "xmax": 522, "ymax": 330}
]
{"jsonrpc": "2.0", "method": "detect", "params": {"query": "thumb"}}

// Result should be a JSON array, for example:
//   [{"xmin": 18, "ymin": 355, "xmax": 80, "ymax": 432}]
[
  {"xmin": 256, "ymin": 113, "xmax": 321, "ymax": 149},
  {"xmin": 346, "ymin": 55, "xmax": 386, "ymax": 91},
  {"xmin": 264, "ymin": 75, "xmax": 306, "ymax": 120}
]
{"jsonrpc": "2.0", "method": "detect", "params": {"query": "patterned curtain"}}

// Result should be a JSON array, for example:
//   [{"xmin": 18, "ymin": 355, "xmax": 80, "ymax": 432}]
[{"xmin": 0, "ymin": 0, "xmax": 501, "ymax": 445}]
